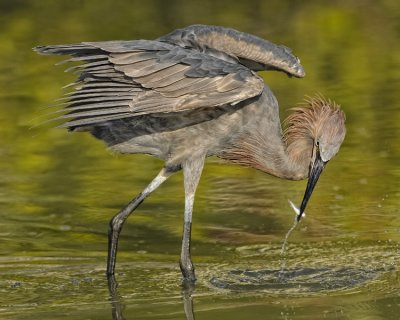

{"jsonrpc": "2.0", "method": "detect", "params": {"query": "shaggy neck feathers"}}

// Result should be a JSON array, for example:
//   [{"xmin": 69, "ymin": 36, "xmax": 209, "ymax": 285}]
[{"xmin": 221, "ymin": 97, "xmax": 345, "ymax": 180}]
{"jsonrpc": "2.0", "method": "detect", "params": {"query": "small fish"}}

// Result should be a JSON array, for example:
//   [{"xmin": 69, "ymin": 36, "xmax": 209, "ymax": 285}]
[
  {"xmin": 288, "ymin": 200, "xmax": 305, "ymax": 222},
  {"xmin": 280, "ymin": 200, "xmax": 305, "ymax": 266}
]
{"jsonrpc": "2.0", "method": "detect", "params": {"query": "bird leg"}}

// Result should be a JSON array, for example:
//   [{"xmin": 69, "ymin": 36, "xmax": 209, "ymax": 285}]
[
  {"xmin": 180, "ymin": 157, "xmax": 205, "ymax": 283},
  {"xmin": 107, "ymin": 168, "xmax": 172, "ymax": 276}
]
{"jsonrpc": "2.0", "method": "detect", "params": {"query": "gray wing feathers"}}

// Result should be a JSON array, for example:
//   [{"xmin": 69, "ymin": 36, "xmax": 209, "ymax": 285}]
[
  {"xmin": 137, "ymin": 64, "xmax": 190, "ymax": 88},
  {"xmin": 57, "ymin": 113, "xmax": 135, "ymax": 128},
  {"xmin": 128, "ymin": 73, "xmax": 261, "ymax": 113},
  {"xmin": 114, "ymin": 58, "xmax": 177, "ymax": 78},
  {"xmin": 159, "ymin": 24, "xmax": 305, "ymax": 78},
  {"xmin": 84, "ymin": 40, "xmax": 174, "ymax": 53},
  {"xmin": 36, "ymin": 39, "xmax": 264, "ymax": 129}
]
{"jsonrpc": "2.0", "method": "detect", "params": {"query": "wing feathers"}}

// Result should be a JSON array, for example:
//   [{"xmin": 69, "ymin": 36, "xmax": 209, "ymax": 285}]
[{"xmin": 36, "ymin": 38, "xmax": 264, "ymax": 129}]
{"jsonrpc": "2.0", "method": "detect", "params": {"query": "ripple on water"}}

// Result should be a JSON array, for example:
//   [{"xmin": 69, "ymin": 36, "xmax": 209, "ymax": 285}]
[
  {"xmin": 210, "ymin": 266, "xmax": 391, "ymax": 294},
  {"xmin": 208, "ymin": 240, "xmax": 399, "ymax": 294}
]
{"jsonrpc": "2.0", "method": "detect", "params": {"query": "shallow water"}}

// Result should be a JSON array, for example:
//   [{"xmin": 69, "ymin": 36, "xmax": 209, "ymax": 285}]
[{"xmin": 1, "ymin": 0, "xmax": 400, "ymax": 319}]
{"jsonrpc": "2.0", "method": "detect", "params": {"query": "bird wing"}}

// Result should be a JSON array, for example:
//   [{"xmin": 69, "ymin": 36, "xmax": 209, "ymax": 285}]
[
  {"xmin": 35, "ymin": 40, "xmax": 264, "ymax": 129},
  {"xmin": 158, "ymin": 25, "xmax": 305, "ymax": 78}
]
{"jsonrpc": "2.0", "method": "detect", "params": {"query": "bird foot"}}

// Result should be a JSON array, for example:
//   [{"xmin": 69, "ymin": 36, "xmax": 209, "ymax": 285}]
[
  {"xmin": 180, "ymin": 261, "xmax": 196, "ymax": 285},
  {"xmin": 182, "ymin": 274, "xmax": 197, "ymax": 289}
]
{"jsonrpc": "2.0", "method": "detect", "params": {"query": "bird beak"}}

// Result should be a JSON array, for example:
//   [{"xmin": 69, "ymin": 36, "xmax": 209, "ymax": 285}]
[{"xmin": 297, "ymin": 150, "xmax": 326, "ymax": 222}]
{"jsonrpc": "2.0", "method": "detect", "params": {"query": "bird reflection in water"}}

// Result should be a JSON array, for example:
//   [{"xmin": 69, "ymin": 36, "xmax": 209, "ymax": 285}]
[{"xmin": 107, "ymin": 275, "xmax": 195, "ymax": 320}]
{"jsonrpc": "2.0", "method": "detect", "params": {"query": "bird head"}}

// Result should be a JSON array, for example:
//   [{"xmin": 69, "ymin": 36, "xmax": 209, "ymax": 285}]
[{"xmin": 285, "ymin": 96, "xmax": 346, "ymax": 221}]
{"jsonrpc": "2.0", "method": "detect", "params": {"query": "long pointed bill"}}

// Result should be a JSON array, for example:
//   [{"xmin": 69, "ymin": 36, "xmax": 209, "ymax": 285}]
[{"xmin": 297, "ymin": 151, "xmax": 326, "ymax": 222}]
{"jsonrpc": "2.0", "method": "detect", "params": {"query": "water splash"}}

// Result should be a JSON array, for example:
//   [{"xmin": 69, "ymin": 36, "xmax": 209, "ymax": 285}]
[{"xmin": 278, "ymin": 200, "xmax": 305, "ymax": 280}]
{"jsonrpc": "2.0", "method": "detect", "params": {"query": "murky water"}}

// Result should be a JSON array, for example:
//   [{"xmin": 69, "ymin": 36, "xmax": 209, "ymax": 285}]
[{"xmin": 1, "ymin": 0, "xmax": 400, "ymax": 319}]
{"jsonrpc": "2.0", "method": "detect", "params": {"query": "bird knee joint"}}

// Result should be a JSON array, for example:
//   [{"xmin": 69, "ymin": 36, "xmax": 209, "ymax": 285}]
[
  {"xmin": 165, "ymin": 163, "xmax": 181, "ymax": 174},
  {"xmin": 109, "ymin": 217, "xmax": 123, "ymax": 233}
]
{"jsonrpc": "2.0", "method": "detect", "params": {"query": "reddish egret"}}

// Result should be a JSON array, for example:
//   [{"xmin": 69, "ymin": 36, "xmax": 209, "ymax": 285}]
[{"xmin": 35, "ymin": 24, "xmax": 346, "ymax": 283}]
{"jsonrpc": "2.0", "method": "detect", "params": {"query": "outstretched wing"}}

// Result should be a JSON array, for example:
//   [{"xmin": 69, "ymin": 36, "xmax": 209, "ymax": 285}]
[
  {"xmin": 159, "ymin": 24, "xmax": 306, "ymax": 78},
  {"xmin": 35, "ymin": 40, "xmax": 264, "ymax": 129}
]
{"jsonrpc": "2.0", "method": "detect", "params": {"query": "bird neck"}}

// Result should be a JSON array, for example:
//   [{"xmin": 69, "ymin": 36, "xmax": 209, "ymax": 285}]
[
  {"xmin": 218, "ymin": 90, "xmax": 313, "ymax": 180},
  {"xmin": 244, "ymin": 136, "xmax": 312, "ymax": 180},
  {"xmin": 220, "ymin": 121, "xmax": 314, "ymax": 181},
  {"xmin": 219, "ymin": 126, "xmax": 312, "ymax": 180},
  {"xmin": 283, "ymin": 137, "xmax": 313, "ymax": 180}
]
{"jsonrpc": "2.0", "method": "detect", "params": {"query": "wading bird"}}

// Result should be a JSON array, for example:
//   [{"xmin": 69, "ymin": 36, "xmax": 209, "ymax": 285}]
[{"xmin": 35, "ymin": 24, "xmax": 346, "ymax": 283}]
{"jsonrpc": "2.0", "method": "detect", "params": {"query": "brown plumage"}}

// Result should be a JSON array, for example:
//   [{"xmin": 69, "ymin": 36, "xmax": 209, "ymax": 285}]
[
  {"xmin": 285, "ymin": 97, "xmax": 345, "ymax": 150},
  {"xmin": 220, "ymin": 96, "xmax": 346, "ymax": 181},
  {"xmin": 284, "ymin": 97, "xmax": 346, "ymax": 173},
  {"xmin": 35, "ymin": 25, "xmax": 346, "ymax": 283}
]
